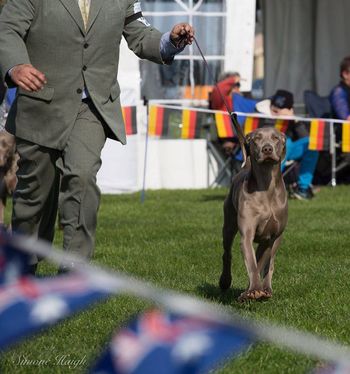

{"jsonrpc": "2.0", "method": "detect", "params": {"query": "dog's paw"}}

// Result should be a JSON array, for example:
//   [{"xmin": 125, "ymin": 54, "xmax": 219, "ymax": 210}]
[
  {"xmin": 262, "ymin": 288, "xmax": 273, "ymax": 298},
  {"xmin": 238, "ymin": 289, "xmax": 266, "ymax": 302},
  {"xmin": 219, "ymin": 274, "xmax": 232, "ymax": 290}
]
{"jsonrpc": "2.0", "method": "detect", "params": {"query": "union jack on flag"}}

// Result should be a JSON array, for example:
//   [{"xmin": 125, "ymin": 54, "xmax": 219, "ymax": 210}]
[
  {"xmin": 91, "ymin": 309, "xmax": 254, "ymax": 374},
  {"xmin": 0, "ymin": 230, "xmax": 111, "ymax": 350}
]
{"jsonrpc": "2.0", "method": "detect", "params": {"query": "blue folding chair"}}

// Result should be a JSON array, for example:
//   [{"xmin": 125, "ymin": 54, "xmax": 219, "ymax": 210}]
[
  {"xmin": 232, "ymin": 93, "xmax": 258, "ymax": 125},
  {"xmin": 231, "ymin": 93, "xmax": 258, "ymax": 162}
]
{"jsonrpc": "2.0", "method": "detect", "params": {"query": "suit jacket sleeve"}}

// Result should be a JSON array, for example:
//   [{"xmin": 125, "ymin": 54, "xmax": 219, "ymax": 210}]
[
  {"xmin": 0, "ymin": 0, "xmax": 36, "ymax": 86},
  {"xmin": 122, "ymin": 0, "xmax": 164, "ymax": 65}
]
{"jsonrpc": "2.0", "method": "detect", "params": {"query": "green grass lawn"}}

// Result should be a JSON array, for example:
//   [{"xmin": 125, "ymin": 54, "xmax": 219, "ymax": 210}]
[{"xmin": 1, "ymin": 186, "xmax": 350, "ymax": 373}]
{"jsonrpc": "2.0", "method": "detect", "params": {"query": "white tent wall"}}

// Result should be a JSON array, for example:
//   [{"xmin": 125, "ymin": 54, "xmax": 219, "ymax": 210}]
[
  {"xmin": 225, "ymin": 0, "xmax": 256, "ymax": 92},
  {"xmin": 97, "ymin": 0, "xmax": 256, "ymax": 193}
]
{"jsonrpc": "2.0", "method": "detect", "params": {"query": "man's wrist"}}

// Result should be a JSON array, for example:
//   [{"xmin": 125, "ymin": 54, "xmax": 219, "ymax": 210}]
[
  {"xmin": 160, "ymin": 32, "xmax": 185, "ymax": 64},
  {"xmin": 7, "ymin": 67, "xmax": 15, "ymax": 78}
]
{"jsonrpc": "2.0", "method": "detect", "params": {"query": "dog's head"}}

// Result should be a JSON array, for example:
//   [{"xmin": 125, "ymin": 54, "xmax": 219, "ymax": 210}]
[{"xmin": 246, "ymin": 127, "xmax": 286, "ymax": 165}]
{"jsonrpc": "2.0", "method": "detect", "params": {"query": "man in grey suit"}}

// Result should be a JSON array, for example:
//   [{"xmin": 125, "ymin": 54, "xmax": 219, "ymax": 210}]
[{"xmin": 0, "ymin": 0, "xmax": 194, "ymax": 274}]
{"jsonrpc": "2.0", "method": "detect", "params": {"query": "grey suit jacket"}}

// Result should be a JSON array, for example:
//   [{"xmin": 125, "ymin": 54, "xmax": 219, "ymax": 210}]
[{"xmin": 0, "ymin": 0, "xmax": 164, "ymax": 149}]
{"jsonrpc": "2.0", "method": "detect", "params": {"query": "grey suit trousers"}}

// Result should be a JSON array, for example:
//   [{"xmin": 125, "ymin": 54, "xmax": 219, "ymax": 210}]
[{"xmin": 13, "ymin": 100, "xmax": 107, "ymax": 264}]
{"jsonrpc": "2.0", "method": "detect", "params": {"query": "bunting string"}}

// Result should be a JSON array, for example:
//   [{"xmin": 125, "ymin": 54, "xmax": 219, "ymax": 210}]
[{"xmin": 6, "ymin": 233, "xmax": 350, "ymax": 367}]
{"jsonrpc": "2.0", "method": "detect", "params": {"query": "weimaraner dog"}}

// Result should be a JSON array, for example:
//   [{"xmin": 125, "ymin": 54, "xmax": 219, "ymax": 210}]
[{"xmin": 219, "ymin": 126, "xmax": 288, "ymax": 302}]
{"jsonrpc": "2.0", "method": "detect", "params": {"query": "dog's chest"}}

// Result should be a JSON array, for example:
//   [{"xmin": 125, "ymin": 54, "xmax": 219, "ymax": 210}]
[{"xmin": 254, "ymin": 205, "xmax": 287, "ymax": 242}]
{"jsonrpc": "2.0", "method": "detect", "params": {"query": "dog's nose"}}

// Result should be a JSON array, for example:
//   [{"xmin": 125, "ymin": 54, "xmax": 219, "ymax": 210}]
[{"xmin": 262, "ymin": 144, "xmax": 273, "ymax": 155}]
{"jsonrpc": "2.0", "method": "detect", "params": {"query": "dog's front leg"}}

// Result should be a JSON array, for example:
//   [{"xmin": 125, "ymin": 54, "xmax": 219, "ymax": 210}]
[
  {"xmin": 260, "ymin": 235, "xmax": 282, "ymax": 297},
  {"xmin": 238, "ymin": 230, "xmax": 265, "ymax": 302},
  {"xmin": 256, "ymin": 241, "xmax": 273, "ymax": 298}
]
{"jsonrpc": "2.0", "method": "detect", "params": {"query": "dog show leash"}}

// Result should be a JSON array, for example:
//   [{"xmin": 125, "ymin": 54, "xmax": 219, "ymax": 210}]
[{"xmin": 193, "ymin": 36, "xmax": 248, "ymax": 165}]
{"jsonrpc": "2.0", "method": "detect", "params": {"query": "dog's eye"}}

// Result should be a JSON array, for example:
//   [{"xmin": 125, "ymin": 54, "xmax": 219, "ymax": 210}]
[{"xmin": 271, "ymin": 135, "xmax": 279, "ymax": 142}]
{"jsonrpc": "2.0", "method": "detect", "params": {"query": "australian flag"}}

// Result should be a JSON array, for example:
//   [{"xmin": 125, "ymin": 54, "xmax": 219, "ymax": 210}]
[
  {"xmin": 91, "ymin": 309, "xmax": 254, "ymax": 374},
  {"xmin": 0, "ymin": 230, "xmax": 111, "ymax": 350},
  {"xmin": 0, "ymin": 230, "xmax": 34, "ymax": 285},
  {"xmin": 312, "ymin": 364, "xmax": 350, "ymax": 374}
]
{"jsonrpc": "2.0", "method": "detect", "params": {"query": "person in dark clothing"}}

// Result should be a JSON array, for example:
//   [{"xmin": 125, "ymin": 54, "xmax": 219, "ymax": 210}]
[
  {"xmin": 256, "ymin": 90, "xmax": 319, "ymax": 200},
  {"xmin": 329, "ymin": 56, "xmax": 350, "ymax": 120}
]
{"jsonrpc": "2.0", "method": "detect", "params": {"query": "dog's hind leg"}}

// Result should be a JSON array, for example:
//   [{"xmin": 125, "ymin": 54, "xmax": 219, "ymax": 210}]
[{"xmin": 219, "ymin": 199, "xmax": 237, "ymax": 290}]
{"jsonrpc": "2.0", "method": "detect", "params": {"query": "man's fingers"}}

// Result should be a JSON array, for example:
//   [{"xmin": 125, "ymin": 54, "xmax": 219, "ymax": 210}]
[
  {"xmin": 11, "ymin": 64, "xmax": 46, "ymax": 91},
  {"xmin": 28, "ymin": 71, "xmax": 46, "ymax": 90},
  {"xmin": 19, "ymin": 76, "xmax": 41, "ymax": 92},
  {"xmin": 185, "ymin": 24, "xmax": 194, "ymax": 37},
  {"xmin": 29, "ymin": 69, "xmax": 47, "ymax": 85},
  {"xmin": 17, "ymin": 80, "xmax": 34, "ymax": 92},
  {"xmin": 179, "ymin": 24, "xmax": 194, "ymax": 44},
  {"xmin": 171, "ymin": 23, "xmax": 194, "ymax": 47}
]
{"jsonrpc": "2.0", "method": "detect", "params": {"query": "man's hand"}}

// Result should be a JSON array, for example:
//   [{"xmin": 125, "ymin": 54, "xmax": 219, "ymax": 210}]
[
  {"xmin": 9, "ymin": 64, "xmax": 47, "ymax": 92},
  {"xmin": 170, "ymin": 23, "xmax": 194, "ymax": 48}
]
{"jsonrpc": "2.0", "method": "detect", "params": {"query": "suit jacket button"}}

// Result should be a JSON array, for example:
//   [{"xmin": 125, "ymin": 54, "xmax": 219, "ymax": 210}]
[
  {"xmin": 77, "ymin": 88, "xmax": 82, "ymax": 94},
  {"xmin": 84, "ymin": 43, "xmax": 89, "ymax": 49},
  {"xmin": 82, "ymin": 65, "xmax": 87, "ymax": 71}
]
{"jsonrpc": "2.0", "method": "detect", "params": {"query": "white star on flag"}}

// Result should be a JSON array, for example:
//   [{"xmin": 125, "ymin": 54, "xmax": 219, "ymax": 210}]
[
  {"xmin": 172, "ymin": 332, "xmax": 212, "ymax": 362},
  {"xmin": 30, "ymin": 296, "xmax": 68, "ymax": 324}
]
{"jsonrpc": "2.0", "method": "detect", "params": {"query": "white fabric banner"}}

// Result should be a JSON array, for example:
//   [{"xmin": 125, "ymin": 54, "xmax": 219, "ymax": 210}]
[{"xmin": 97, "ymin": 137, "xmax": 214, "ymax": 193}]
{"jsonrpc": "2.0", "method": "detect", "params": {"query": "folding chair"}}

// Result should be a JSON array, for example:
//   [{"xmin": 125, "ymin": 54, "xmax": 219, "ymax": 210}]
[
  {"xmin": 303, "ymin": 90, "xmax": 349, "ymax": 183},
  {"xmin": 303, "ymin": 90, "xmax": 331, "ymax": 118}
]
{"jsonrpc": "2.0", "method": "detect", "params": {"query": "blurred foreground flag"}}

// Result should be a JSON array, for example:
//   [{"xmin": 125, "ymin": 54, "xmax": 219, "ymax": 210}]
[
  {"xmin": 91, "ymin": 309, "xmax": 254, "ymax": 374},
  {"xmin": 0, "ymin": 231, "xmax": 33, "ymax": 285},
  {"xmin": 312, "ymin": 363, "xmax": 350, "ymax": 374},
  {"xmin": 0, "ymin": 231, "xmax": 111, "ymax": 350}
]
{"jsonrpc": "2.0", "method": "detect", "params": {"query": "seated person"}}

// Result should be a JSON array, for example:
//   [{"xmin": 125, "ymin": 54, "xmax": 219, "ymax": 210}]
[
  {"xmin": 329, "ymin": 56, "xmax": 350, "ymax": 120},
  {"xmin": 209, "ymin": 71, "xmax": 241, "ymax": 112},
  {"xmin": 256, "ymin": 90, "xmax": 319, "ymax": 200}
]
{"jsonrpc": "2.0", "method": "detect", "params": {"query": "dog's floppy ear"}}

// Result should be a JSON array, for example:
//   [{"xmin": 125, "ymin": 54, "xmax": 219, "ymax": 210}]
[{"xmin": 280, "ymin": 132, "xmax": 287, "ymax": 162}]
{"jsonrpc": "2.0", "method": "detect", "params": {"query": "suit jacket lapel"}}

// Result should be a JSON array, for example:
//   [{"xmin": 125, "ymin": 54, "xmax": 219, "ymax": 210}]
[
  {"xmin": 86, "ymin": 0, "xmax": 104, "ymax": 34},
  {"xmin": 58, "ymin": 0, "xmax": 86, "ymax": 35}
]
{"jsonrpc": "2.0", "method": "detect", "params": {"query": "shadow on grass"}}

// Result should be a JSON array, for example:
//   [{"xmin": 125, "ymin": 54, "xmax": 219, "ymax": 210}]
[
  {"xmin": 200, "ymin": 194, "xmax": 227, "ymax": 202},
  {"xmin": 196, "ymin": 282, "xmax": 244, "ymax": 305}
]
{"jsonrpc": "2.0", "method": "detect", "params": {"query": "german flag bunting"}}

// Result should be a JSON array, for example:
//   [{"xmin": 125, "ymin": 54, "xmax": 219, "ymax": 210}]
[
  {"xmin": 181, "ymin": 110, "xmax": 202, "ymax": 139},
  {"xmin": 243, "ymin": 117, "xmax": 263, "ymax": 135},
  {"xmin": 215, "ymin": 112, "xmax": 234, "ymax": 138},
  {"xmin": 309, "ymin": 120, "xmax": 330, "ymax": 151},
  {"xmin": 148, "ymin": 106, "xmax": 171, "ymax": 137},
  {"xmin": 122, "ymin": 106, "xmax": 137, "ymax": 135},
  {"xmin": 342, "ymin": 122, "xmax": 350, "ymax": 152},
  {"xmin": 275, "ymin": 119, "xmax": 289, "ymax": 133}
]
